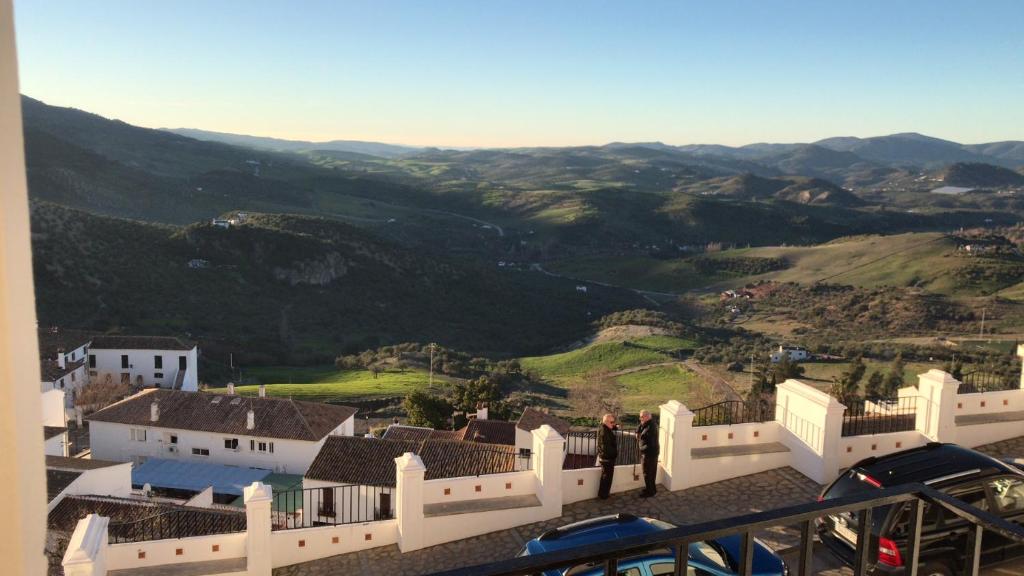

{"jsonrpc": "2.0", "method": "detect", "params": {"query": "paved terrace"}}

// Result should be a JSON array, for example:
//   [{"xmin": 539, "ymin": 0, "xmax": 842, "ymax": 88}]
[{"xmin": 276, "ymin": 436, "xmax": 1024, "ymax": 576}]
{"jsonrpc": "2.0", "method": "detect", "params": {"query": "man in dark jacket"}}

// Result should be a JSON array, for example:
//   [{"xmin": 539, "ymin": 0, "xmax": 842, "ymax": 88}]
[
  {"xmin": 596, "ymin": 413, "xmax": 618, "ymax": 499},
  {"xmin": 636, "ymin": 410, "xmax": 659, "ymax": 497}
]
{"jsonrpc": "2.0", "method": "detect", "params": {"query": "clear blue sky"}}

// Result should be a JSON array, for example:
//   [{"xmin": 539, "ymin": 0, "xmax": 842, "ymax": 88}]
[{"xmin": 12, "ymin": 0, "xmax": 1024, "ymax": 147}]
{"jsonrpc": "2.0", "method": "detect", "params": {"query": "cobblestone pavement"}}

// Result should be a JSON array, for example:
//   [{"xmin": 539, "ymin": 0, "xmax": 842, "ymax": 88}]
[
  {"xmin": 275, "ymin": 436, "xmax": 1024, "ymax": 576},
  {"xmin": 274, "ymin": 467, "xmax": 820, "ymax": 576}
]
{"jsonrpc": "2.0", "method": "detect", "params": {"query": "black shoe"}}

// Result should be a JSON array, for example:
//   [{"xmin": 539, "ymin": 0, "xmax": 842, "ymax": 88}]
[{"xmin": 638, "ymin": 491, "xmax": 652, "ymax": 498}]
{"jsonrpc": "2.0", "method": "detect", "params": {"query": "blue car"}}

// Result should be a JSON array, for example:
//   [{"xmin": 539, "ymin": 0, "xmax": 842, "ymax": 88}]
[{"xmin": 519, "ymin": 514, "xmax": 788, "ymax": 576}]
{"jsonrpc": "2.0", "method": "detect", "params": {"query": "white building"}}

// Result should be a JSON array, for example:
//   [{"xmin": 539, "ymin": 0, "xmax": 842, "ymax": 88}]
[
  {"xmin": 770, "ymin": 344, "xmax": 810, "ymax": 363},
  {"xmin": 87, "ymin": 388, "xmax": 357, "ymax": 474},
  {"xmin": 87, "ymin": 335, "xmax": 199, "ymax": 392},
  {"xmin": 41, "ymin": 388, "xmax": 67, "ymax": 457}
]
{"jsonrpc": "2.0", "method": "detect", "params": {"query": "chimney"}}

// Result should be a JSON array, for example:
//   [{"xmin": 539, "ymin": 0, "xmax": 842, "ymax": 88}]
[
  {"xmin": 227, "ymin": 382, "xmax": 235, "ymax": 395},
  {"xmin": 150, "ymin": 400, "xmax": 159, "ymax": 422},
  {"xmin": 258, "ymin": 384, "xmax": 266, "ymax": 399},
  {"xmin": 246, "ymin": 409, "xmax": 255, "ymax": 430},
  {"xmin": 56, "ymin": 350, "xmax": 66, "ymax": 369},
  {"xmin": 476, "ymin": 402, "xmax": 488, "ymax": 421}
]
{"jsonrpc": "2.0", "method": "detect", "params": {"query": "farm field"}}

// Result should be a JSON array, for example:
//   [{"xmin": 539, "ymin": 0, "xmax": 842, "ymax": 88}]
[
  {"xmin": 206, "ymin": 365, "xmax": 439, "ymax": 401},
  {"xmin": 520, "ymin": 335, "xmax": 696, "ymax": 381},
  {"xmin": 614, "ymin": 364, "xmax": 710, "ymax": 413}
]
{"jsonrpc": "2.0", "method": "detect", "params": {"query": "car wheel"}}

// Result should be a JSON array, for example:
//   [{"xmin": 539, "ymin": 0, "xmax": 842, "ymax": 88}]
[{"xmin": 919, "ymin": 560, "xmax": 954, "ymax": 576}]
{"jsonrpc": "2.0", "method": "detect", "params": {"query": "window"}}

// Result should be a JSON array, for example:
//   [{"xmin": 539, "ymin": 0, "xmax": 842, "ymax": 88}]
[
  {"xmin": 154, "ymin": 372, "xmax": 163, "ymax": 379},
  {"xmin": 519, "ymin": 448, "xmax": 531, "ymax": 458},
  {"xmin": 169, "ymin": 434, "xmax": 178, "ymax": 444},
  {"xmin": 191, "ymin": 447, "xmax": 210, "ymax": 456},
  {"xmin": 936, "ymin": 484, "xmax": 990, "ymax": 528},
  {"xmin": 154, "ymin": 355, "xmax": 163, "ymax": 369},
  {"xmin": 989, "ymin": 477, "xmax": 1024, "ymax": 513},
  {"xmin": 250, "ymin": 439, "xmax": 255, "ymax": 451},
  {"xmin": 224, "ymin": 438, "xmax": 239, "ymax": 450},
  {"xmin": 179, "ymin": 356, "xmax": 187, "ymax": 370},
  {"xmin": 59, "ymin": 379, "xmax": 64, "ymax": 389},
  {"xmin": 650, "ymin": 564, "xmax": 698, "ymax": 576},
  {"xmin": 121, "ymin": 354, "xmax": 129, "ymax": 369},
  {"xmin": 130, "ymin": 428, "xmax": 147, "ymax": 442},
  {"xmin": 88, "ymin": 354, "xmax": 96, "ymax": 368},
  {"xmin": 70, "ymin": 371, "xmax": 75, "ymax": 382}
]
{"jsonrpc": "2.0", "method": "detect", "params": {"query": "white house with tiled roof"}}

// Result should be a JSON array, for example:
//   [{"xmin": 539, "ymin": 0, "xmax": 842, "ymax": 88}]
[
  {"xmin": 87, "ymin": 335, "xmax": 199, "ymax": 391},
  {"xmin": 87, "ymin": 388, "xmax": 357, "ymax": 473}
]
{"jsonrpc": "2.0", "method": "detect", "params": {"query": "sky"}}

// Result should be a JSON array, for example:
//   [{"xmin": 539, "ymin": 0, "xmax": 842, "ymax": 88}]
[{"xmin": 12, "ymin": 0, "xmax": 1024, "ymax": 148}]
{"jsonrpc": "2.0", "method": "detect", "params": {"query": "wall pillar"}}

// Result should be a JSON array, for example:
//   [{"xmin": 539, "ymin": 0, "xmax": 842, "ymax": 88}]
[
  {"xmin": 243, "ymin": 481, "xmax": 273, "ymax": 576},
  {"xmin": 1018, "ymin": 344, "xmax": 1024, "ymax": 390},
  {"xmin": 917, "ymin": 369, "xmax": 960, "ymax": 443},
  {"xmin": 394, "ymin": 452, "xmax": 426, "ymax": 552},
  {"xmin": 532, "ymin": 424, "xmax": 565, "ymax": 515},
  {"xmin": 775, "ymin": 379, "xmax": 846, "ymax": 484},
  {"xmin": 62, "ymin": 514, "xmax": 108, "ymax": 576},
  {"xmin": 658, "ymin": 400, "xmax": 693, "ymax": 491}
]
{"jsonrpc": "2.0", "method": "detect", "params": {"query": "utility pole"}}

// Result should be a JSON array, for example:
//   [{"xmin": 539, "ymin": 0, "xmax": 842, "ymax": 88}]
[
  {"xmin": 980, "ymin": 308, "xmax": 986, "ymax": 340},
  {"xmin": 750, "ymin": 354, "xmax": 755, "ymax": 390},
  {"xmin": 429, "ymin": 343, "xmax": 436, "ymax": 386}
]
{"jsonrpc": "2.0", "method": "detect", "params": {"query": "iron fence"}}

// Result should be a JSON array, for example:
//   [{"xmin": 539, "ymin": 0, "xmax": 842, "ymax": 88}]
[
  {"xmin": 841, "ymin": 396, "xmax": 916, "ymax": 437},
  {"xmin": 271, "ymin": 484, "xmax": 394, "ymax": 531},
  {"xmin": 563, "ymin": 429, "xmax": 640, "ymax": 470},
  {"xmin": 426, "ymin": 482, "xmax": 1024, "ymax": 576},
  {"xmin": 692, "ymin": 399, "xmax": 774, "ymax": 427},
  {"xmin": 959, "ymin": 369, "xmax": 1018, "ymax": 394},
  {"xmin": 107, "ymin": 507, "xmax": 246, "ymax": 544}
]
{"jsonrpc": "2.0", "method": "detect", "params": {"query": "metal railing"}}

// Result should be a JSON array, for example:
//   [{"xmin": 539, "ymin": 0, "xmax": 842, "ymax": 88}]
[
  {"xmin": 107, "ymin": 507, "xmax": 246, "ymax": 544},
  {"xmin": 271, "ymin": 484, "xmax": 394, "ymax": 531},
  {"xmin": 692, "ymin": 399, "xmax": 774, "ymax": 427},
  {"xmin": 426, "ymin": 483, "xmax": 1024, "ymax": 576},
  {"xmin": 959, "ymin": 369, "xmax": 1019, "ymax": 394},
  {"xmin": 563, "ymin": 430, "xmax": 640, "ymax": 470},
  {"xmin": 841, "ymin": 396, "xmax": 916, "ymax": 437}
]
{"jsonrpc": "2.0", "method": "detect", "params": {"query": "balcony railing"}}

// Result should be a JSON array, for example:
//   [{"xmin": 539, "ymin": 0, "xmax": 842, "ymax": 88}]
[
  {"xmin": 563, "ymin": 430, "xmax": 640, "ymax": 470},
  {"xmin": 841, "ymin": 396, "xmax": 916, "ymax": 437},
  {"xmin": 427, "ymin": 483, "xmax": 1024, "ymax": 576},
  {"xmin": 959, "ymin": 369, "xmax": 1019, "ymax": 394},
  {"xmin": 692, "ymin": 399, "xmax": 774, "ymax": 427},
  {"xmin": 271, "ymin": 484, "xmax": 394, "ymax": 531},
  {"xmin": 107, "ymin": 507, "xmax": 246, "ymax": 544}
]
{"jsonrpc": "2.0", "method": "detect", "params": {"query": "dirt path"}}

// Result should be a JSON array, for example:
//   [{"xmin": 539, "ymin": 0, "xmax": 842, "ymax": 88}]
[{"xmin": 684, "ymin": 359, "xmax": 743, "ymax": 402}]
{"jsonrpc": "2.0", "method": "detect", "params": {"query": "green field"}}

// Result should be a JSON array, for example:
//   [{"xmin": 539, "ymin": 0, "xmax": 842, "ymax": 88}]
[
  {"xmin": 547, "ymin": 256, "xmax": 724, "ymax": 293},
  {"xmin": 794, "ymin": 360, "xmax": 943, "ymax": 391},
  {"xmin": 206, "ymin": 366, "xmax": 437, "ymax": 401},
  {"xmin": 520, "ymin": 336, "xmax": 696, "ymax": 380},
  {"xmin": 614, "ymin": 364, "xmax": 707, "ymax": 413}
]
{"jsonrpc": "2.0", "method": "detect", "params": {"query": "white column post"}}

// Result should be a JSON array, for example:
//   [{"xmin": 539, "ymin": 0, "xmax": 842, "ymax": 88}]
[
  {"xmin": 1017, "ymin": 344, "xmax": 1024, "ymax": 390},
  {"xmin": 243, "ymin": 481, "xmax": 273, "ymax": 576},
  {"xmin": 775, "ymin": 379, "xmax": 846, "ymax": 484},
  {"xmin": 394, "ymin": 452, "xmax": 426, "ymax": 552},
  {"xmin": 532, "ymin": 424, "xmax": 565, "ymax": 516},
  {"xmin": 821, "ymin": 398, "xmax": 846, "ymax": 483},
  {"xmin": 62, "ymin": 514, "xmax": 109, "ymax": 576},
  {"xmin": 917, "ymin": 369, "xmax": 960, "ymax": 443},
  {"xmin": 658, "ymin": 400, "xmax": 694, "ymax": 491}
]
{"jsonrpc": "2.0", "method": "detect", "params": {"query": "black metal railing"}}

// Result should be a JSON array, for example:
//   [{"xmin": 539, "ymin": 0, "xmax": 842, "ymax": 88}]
[
  {"xmin": 959, "ymin": 369, "xmax": 1019, "ymax": 394},
  {"xmin": 692, "ymin": 399, "xmax": 774, "ymax": 427},
  {"xmin": 563, "ymin": 430, "xmax": 640, "ymax": 470},
  {"xmin": 841, "ymin": 396, "xmax": 917, "ymax": 437},
  {"xmin": 271, "ymin": 484, "xmax": 394, "ymax": 531},
  {"xmin": 108, "ymin": 507, "xmax": 246, "ymax": 544},
  {"xmin": 427, "ymin": 483, "xmax": 1024, "ymax": 576}
]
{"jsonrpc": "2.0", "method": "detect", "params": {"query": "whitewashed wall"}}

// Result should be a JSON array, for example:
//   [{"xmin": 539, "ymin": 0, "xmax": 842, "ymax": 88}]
[
  {"xmin": 41, "ymin": 388, "xmax": 66, "ymax": 427},
  {"xmin": 48, "ymin": 462, "xmax": 134, "ymax": 512},
  {"xmin": 423, "ymin": 470, "xmax": 536, "ymax": 505},
  {"xmin": 561, "ymin": 463, "xmax": 649, "ymax": 504},
  {"xmin": 838, "ymin": 430, "xmax": 928, "ymax": 469},
  {"xmin": 106, "ymin": 531, "xmax": 246, "ymax": 571},
  {"xmin": 955, "ymin": 389, "xmax": 1024, "ymax": 416},
  {"xmin": 89, "ymin": 347, "xmax": 198, "ymax": 391},
  {"xmin": 44, "ymin": 433, "xmax": 66, "ymax": 457},
  {"xmin": 270, "ymin": 520, "xmax": 398, "ymax": 568}
]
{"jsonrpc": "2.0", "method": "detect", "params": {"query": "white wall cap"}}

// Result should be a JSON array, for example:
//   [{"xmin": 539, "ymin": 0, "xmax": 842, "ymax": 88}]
[
  {"xmin": 777, "ymin": 379, "xmax": 845, "ymax": 410},
  {"xmin": 395, "ymin": 451, "xmax": 426, "ymax": 473},
  {"xmin": 62, "ymin": 514, "xmax": 108, "ymax": 566},
  {"xmin": 918, "ymin": 369, "xmax": 960, "ymax": 387},
  {"xmin": 531, "ymin": 424, "xmax": 565, "ymax": 443},
  {"xmin": 659, "ymin": 400, "xmax": 693, "ymax": 417},
  {"xmin": 242, "ymin": 481, "xmax": 273, "ymax": 503}
]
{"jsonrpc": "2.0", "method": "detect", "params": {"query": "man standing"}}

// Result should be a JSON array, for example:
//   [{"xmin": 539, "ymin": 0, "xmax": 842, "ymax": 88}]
[
  {"xmin": 597, "ymin": 413, "xmax": 618, "ymax": 499},
  {"xmin": 637, "ymin": 410, "xmax": 659, "ymax": 497}
]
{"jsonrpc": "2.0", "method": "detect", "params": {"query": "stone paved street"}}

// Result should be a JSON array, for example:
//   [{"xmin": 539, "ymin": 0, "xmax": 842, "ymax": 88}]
[{"xmin": 275, "ymin": 436, "xmax": 1024, "ymax": 576}]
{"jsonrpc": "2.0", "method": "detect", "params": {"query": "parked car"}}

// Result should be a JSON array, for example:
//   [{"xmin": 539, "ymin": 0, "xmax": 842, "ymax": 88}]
[
  {"xmin": 818, "ymin": 442, "xmax": 1024, "ymax": 575},
  {"xmin": 518, "ymin": 513, "xmax": 788, "ymax": 575}
]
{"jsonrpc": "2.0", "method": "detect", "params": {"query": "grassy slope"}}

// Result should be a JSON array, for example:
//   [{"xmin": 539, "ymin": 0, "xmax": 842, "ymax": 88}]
[
  {"xmin": 546, "ymin": 256, "xmax": 727, "ymax": 293},
  {"xmin": 206, "ymin": 366, "xmax": 437, "ymax": 401},
  {"xmin": 614, "ymin": 364, "xmax": 707, "ymax": 413},
  {"xmin": 520, "ymin": 335, "xmax": 696, "ymax": 380}
]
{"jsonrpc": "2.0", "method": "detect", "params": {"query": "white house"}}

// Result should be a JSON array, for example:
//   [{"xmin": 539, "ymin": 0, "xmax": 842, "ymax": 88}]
[
  {"xmin": 45, "ymin": 456, "xmax": 132, "ymax": 512},
  {"xmin": 40, "ymin": 358, "xmax": 88, "ymax": 411},
  {"xmin": 41, "ymin": 388, "xmax": 67, "ymax": 457},
  {"xmin": 87, "ymin": 335, "xmax": 199, "ymax": 392},
  {"xmin": 770, "ymin": 344, "xmax": 810, "ymax": 363},
  {"xmin": 87, "ymin": 388, "xmax": 357, "ymax": 474}
]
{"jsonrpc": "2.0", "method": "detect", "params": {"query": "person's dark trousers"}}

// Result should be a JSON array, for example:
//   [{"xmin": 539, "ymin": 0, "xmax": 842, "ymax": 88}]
[
  {"xmin": 641, "ymin": 453, "xmax": 657, "ymax": 496},
  {"xmin": 598, "ymin": 460, "xmax": 615, "ymax": 499}
]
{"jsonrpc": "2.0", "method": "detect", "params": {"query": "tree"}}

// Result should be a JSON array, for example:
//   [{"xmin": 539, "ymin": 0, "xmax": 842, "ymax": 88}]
[
  {"xmin": 864, "ymin": 371, "xmax": 885, "ymax": 401},
  {"xmin": 942, "ymin": 357, "xmax": 964, "ymax": 381},
  {"xmin": 773, "ymin": 354, "xmax": 805, "ymax": 381},
  {"xmin": 750, "ymin": 357, "xmax": 776, "ymax": 396},
  {"xmin": 883, "ymin": 353, "xmax": 905, "ymax": 398},
  {"xmin": 403, "ymin": 389, "xmax": 451, "ymax": 429},
  {"xmin": 368, "ymin": 364, "xmax": 384, "ymax": 379},
  {"xmin": 74, "ymin": 377, "xmax": 132, "ymax": 412},
  {"xmin": 831, "ymin": 355, "xmax": 866, "ymax": 403},
  {"xmin": 568, "ymin": 372, "xmax": 622, "ymax": 421}
]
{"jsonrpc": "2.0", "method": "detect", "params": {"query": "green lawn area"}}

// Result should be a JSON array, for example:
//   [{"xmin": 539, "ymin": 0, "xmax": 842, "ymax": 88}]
[
  {"xmin": 795, "ymin": 360, "xmax": 943, "ymax": 391},
  {"xmin": 615, "ymin": 364, "xmax": 707, "ymax": 413},
  {"xmin": 520, "ymin": 336, "xmax": 695, "ymax": 380},
  {"xmin": 206, "ymin": 365, "xmax": 435, "ymax": 401}
]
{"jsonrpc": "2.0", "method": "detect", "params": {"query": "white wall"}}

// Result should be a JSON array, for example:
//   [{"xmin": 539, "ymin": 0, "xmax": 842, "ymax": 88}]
[
  {"xmin": 838, "ymin": 430, "xmax": 928, "ymax": 470},
  {"xmin": 421, "ymin": 502, "xmax": 554, "ymax": 549},
  {"xmin": 955, "ymin": 389, "xmax": 1024, "ymax": 416},
  {"xmin": 89, "ymin": 419, "xmax": 351, "ymax": 473},
  {"xmin": 422, "ymin": 470, "xmax": 536, "ymax": 505},
  {"xmin": 41, "ymin": 388, "xmax": 66, "ymax": 427},
  {"xmin": 89, "ymin": 347, "xmax": 198, "ymax": 391},
  {"xmin": 48, "ymin": 463, "xmax": 133, "ymax": 512},
  {"xmin": 561, "ymin": 463, "xmax": 650, "ymax": 504},
  {"xmin": 41, "ymin": 364, "xmax": 89, "ymax": 407},
  {"xmin": 270, "ymin": 520, "xmax": 397, "ymax": 569},
  {"xmin": 106, "ymin": 531, "xmax": 247, "ymax": 571},
  {"xmin": 45, "ymin": 433, "xmax": 67, "ymax": 457}
]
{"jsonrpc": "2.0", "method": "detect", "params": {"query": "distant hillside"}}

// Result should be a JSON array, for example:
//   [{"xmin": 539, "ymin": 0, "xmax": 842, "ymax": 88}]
[
  {"xmin": 939, "ymin": 162, "xmax": 1024, "ymax": 188},
  {"xmin": 676, "ymin": 173, "xmax": 863, "ymax": 206},
  {"xmin": 163, "ymin": 128, "xmax": 420, "ymax": 159},
  {"xmin": 813, "ymin": 132, "xmax": 995, "ymax": 168},
  {"xmin": 29, "ymin": 203, "xmax": 642, "ymax": 363}
]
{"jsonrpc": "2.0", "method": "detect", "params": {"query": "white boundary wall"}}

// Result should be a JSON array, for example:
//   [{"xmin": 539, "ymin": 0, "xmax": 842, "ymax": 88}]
[{"xmin": 107, "ymin": 532, "xmax": 247, "ymax": 571}]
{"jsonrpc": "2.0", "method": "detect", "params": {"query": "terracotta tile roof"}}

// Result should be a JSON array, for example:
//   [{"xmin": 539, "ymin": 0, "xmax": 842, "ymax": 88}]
[
  {"xmin": 89, "ymin": 335, "xmax": 197, "ymax": 351},
  {"xmin": 46, "ymin": 469, "xmax": 82, "ymax": 502},
  {"xmin": 305, "ymin": 436, "xmax": 519, "ymax": 486},
  {"xmin": 45, "ymin": 455, "xmax": 125, "ymax": 471},
  {"xmin": 44, "ymin": 426, "xmax": 67, "ymax": 441},
  {"xmin": 37, "ymin": 327, "xmax": 93, "ymax": 358},
  {"xmin": 516, "ymin": 408, "xmax": 571, "ymax": 436},
  {"xmin": 463, "ymin": 418, "xmax": 517, "ymax": 445},
  {"xmin": 382, "ymin": 425, "xmax": 468, "ymax": 442},
  {"xmin": 428, "ymin": 428, "xmax": 468, "ymax": 441},
  {"xmin": 87, "ymin": 389, "xmax": 357, "ymax": 441},
  {"xmin": 40, "ymin": 358, "xmax": 85, "ymax": 383},
  {"xmin": 48, "ymin": 495, "xmax": 246, "ymax": 536}
]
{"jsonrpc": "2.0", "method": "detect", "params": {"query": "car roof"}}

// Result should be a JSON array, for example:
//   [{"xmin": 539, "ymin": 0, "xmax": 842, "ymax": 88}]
[
  {"xmin": 854, "ymin": 443, "xmax": 1015, "ymax": 486},
  {"xmin": 523, "ymin": 514, "xmax": 670, "ymax": 555}
]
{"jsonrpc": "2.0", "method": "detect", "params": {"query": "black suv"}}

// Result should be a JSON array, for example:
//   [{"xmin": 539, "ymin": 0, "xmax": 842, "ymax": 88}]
[{"xmin": 817, "ymin": 443, "xmax": 1024, "ymax": 575}]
